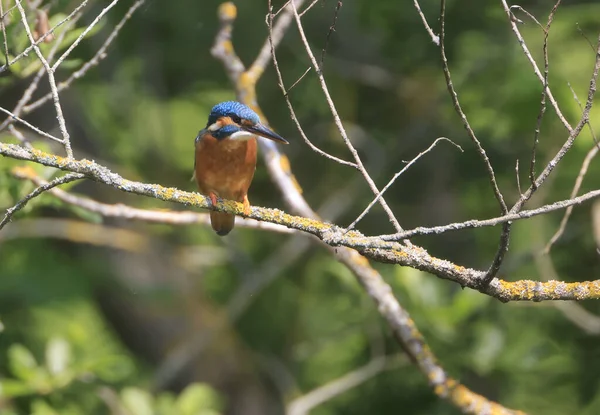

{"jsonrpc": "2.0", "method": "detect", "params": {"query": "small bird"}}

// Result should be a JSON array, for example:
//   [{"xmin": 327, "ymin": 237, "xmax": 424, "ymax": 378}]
[{"xmin": 194, "ymin": 101, "xmax": 288, "ymax": 236}]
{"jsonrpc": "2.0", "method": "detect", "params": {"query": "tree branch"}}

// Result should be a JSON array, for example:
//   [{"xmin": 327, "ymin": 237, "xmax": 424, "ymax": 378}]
[
  {"xmin": 2, "ymin": 142, "xmax": 600, "ymax": 303},
  {"xmin": 0, "ymin": 171, "xmax": 83, "ymax": 230}
]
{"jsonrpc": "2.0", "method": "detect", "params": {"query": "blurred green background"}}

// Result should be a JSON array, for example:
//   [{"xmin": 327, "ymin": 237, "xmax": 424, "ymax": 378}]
[{"xmin": 1, "ymin": 0, "xmax": 600, "ymax": 414}]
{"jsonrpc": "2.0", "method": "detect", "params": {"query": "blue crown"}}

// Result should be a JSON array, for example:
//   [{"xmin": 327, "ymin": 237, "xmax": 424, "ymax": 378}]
[{"xmin": 207, "ymin": 101, "xmax": 260, "ymax": 126}]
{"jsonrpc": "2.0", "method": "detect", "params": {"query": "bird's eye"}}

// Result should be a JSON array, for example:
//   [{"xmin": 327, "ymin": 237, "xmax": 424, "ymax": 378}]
[{"xmin": 231, "ymin": 115, "xmax": 242, "ymax": 124}]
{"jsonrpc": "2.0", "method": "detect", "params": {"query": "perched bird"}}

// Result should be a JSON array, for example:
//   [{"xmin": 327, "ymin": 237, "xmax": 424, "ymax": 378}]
[{"xmin": 194, "ymin": 101, "xmax": 288, "ymax": 236}]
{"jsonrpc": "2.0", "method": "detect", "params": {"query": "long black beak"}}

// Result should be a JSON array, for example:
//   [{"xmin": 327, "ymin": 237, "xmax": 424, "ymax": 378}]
[{"xmin": 244, "ymin": 123, "xmax": 289, "ymax": 144}]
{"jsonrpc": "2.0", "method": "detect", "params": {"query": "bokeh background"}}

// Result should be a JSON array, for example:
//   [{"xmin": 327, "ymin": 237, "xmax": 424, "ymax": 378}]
[{"xmin": 1, "ymin": 0, "xmax": 600, "ymax": 414}]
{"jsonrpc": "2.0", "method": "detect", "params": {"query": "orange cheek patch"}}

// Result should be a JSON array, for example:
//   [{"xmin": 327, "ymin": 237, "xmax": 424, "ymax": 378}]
[{"xmin": 219, "ymin": 116, "xmax": 234, "ymax": 125}]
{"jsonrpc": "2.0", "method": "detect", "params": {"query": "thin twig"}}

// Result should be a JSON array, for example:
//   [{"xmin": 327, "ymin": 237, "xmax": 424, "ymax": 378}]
[
  {"xmin": 286, "ymin": 355, "xmax": 401, "ymax": 415},
  {"xmin": 439, "ymin": 0, "xmax": 507, "ymax": 214},
  {"xmin": 286, "ymin": 66, "xmax": 311, "ymax": 92},
  {"xmin": 267, "ymin": 3, "xmax": 357, "ymax": 168},
  {"xmin": 247, "ymin": 0, "xmax": 305, "ymax": 83},
  {"xmin": 530, "ymin": 1, "xmax": 562, "ymax": 187},
  {"xmin": 0, "ymin": 13, "xmax": 77, "ymax": 132},
  {"xmin": 299, "ymin": 0, "xmax": 321, "ymax": 18},
  {"xmin": 0, "ymin": 172, "xmax": 83, "ymax": 230},
  {"xmin": 567, "ymin": 81, "xmax": 599, "ymax": 147},
  {"xmin": 0, "ymin": 0, "xmax": 90, "ymax": 73},
  {"xmin": 7, "ymin": 124, "xmax": 32, "ymax": 148},
  {"xmin": 0, "ymin": 0, "xmax": 9, "ymax": 64},
  {"xmin": 346, "ymin": 137, "xmax": 462, "ymax": 231},
  {"xmin": 24, "ymin": 0, "xmax": 146, "ymax": 114},
  {"xmin": 501, "ymin": 0, "xmax": 571, "ymax": 132},
  {"xmin": 544, "ymin": 145, "xmax": 599, "ymax": 252},
  {"xmin": 318, "ymin": 0, "xmax": 341, "ymax": 68},
  {"xmin": 440, "ymin": 0, "xmax": 510, "ymax": 283},
  {"xmin": 483, "ymin": 33, "xmax": 600, "ymax": 284},
  {"xmin": 290, "ymin": 0, "xmax": 404, "ymax": 233},
  {"xmin": 376, "ymin": 188, "xmax": 600, "ymax": 241},
  {"xmin": 15, "ymin": 0, "xmax": 72, "ymax": 158},
  {"xmin": 0, "ymin": 104, "xmax": 62, "ymax": 142},
  {"xmin": 51, "ymin": 0, "xmax": 120, "ymax": 71},
  {"xmin": 413, "ymin": 0, "xmax": 439, "ymax": 45},
  {"xmin": 515, "ymin": 159, "xmax": 522, "ymax": 196}
]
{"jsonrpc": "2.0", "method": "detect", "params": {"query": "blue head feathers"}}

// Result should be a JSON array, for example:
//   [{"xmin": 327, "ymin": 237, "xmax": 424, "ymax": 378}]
[
  {"xmin": 202, "ymin": 101, "xmax": 289, "ymax": 144},
  {"xmin": 207, "ymin": 101, "xmax": 260, "ymax": 127}
]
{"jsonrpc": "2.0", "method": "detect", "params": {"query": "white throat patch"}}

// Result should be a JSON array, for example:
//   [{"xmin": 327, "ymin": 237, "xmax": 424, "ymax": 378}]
[{"xmin": 229, "ymin": 130, "xmax": 256, "ymax": 141}]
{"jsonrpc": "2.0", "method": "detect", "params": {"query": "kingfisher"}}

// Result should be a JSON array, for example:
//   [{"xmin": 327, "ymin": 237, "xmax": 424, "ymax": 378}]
[{"xmin": 194, "ymin": 101, "xmax": 289, "ymax": 236}]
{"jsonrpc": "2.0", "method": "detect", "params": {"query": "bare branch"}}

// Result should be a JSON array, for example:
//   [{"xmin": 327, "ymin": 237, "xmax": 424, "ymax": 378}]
[
  {"xmin": 23, "ymin": 0, "xmax": 146, "ymax": 114},
  {"xmin": 0, "ymin": 0, "xmax": 90, "ymax": 73},
  {"xmin": 346, "ymin": 137, "xmax": 462, "ymax": 231},
  {"xmin": 286, "ymin": 355, "xmax": 402, "ymax": 415},
  {"xmin": 501, "ymin": 1, "xmax": 572, "ymax": 132},
  {"xmin": 289, "ymin": 0, "xmax": 404, "ymax": 233},
  {"xmin": 247, "ymin": 0, "xmax": 306, "ymax": 82},
  {"xmin": 439, "ymin": 0, "xmax": 511, "ymax": 283},
  {"xmin": 544, "ymin": 145, "xmax": 599, "ymax": 252},
  {"xmin": 11, "ymin": 165, "xmax": 295, "ymax": 234},
  {"xmin": 376, "ymin": 188, "xmax": 600, "ymax": 241},
  {"xmin": 267, "ymin": 3, "xmax": 358, "ymax": 168},
  {"xmin": 0, "ymin": 104, "xmax": 62, "ymax": 143},
  {"xmin": 2, "ymin": 142, "xmax": 600, "ymax": 302},
  {"xmin": 0, "ymin": 14, "xmax": 77, "ymax": 133},
  {"xmin": 0, "ymin": 171, "xmax": 83, "ymax": 230},
  {"xmin": 0, "ymin": 0, "xmax": 9, "ymax": 64},
  {"xmin": 51, "ymin": 0, "xmax": 120, "ymax": 71},
  {"xmin": 439, "ymin": 0, "xmax": 507, "ymax": 215},
  {"xmin": 15, "ymin": 0, "xmax": 72, "ymax": 157},
  {"xmin": 483, "ymin": 32, "xmax": 600, "ymax": 283},
  {"xmin": 318, "ymin": 0, "xmax": 341, "ymax": 68},
  {"xmin": 413, "ymin": 0, "xmax": 439, "ymax": 45}
]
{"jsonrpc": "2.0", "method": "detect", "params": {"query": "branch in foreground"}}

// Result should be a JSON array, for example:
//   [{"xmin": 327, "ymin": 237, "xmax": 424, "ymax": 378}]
[
  {"xmin": 0, "ymin": 171, "xmax": 83, "ymax": 230},
  {"xmin": 375, "ymin": 189, "xmax": 600, "ymax": 241},
  {"xmin": 3, "ymin": 141, "xmax": 600, "ymax": 302},
  {"xmin": 11, "ymin": 165, "xmax": 294, "ymax": 234},
  {"xmin": 15, "ymin": 0, "xmax": 73, "ymax": 158}
]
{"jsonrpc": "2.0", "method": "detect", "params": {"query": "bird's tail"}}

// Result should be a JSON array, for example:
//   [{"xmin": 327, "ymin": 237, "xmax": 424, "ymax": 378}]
[{"xmin": 210, "ymin": 211, "xmax": 235, "ymax": 236}]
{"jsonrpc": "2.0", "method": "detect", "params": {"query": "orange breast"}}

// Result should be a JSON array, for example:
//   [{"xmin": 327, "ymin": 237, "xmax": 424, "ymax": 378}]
[{"xmin": 194, "ymin": 134, "xmax": 258, "ymax": 202}]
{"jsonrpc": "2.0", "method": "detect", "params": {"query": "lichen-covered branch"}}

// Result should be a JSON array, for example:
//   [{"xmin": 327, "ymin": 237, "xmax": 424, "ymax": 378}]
[
  {"xmin": 2, "ymin": 141, "xmax": 600, "ymax": 303},
  {"xmin": 12, "ymin": 165, "xmax": 294, "ymax": 234}
]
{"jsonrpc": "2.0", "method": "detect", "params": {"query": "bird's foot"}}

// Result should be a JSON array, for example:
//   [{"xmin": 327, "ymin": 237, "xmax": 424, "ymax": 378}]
[
  {"xmin": 242, "ymin": 196, "xmax": 251, "ymax": 216},
  {"xmin": 209, "ymin": 192, "xmax": 218, "ymax": 207}
]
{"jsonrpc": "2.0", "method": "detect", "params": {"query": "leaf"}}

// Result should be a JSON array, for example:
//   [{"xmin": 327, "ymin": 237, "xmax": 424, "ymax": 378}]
[
  {"xmin": 30, "ymin": 399, "xmax": 60, "ymax": 415},
  {"xmin": 45, "ymin": 337, "xmax": 71, "ymax": 375},
  {"xmin": 176, "ymin": 383, "xmax": 222, "ymax": 415},
  {"xmin": 0, "ymin": 378, "xmax": 32, "ymax": 398},
  {"xmin": 121, "ymin": 387, "xmax": 154, "ymax": 415},
  {"xmin": 8, "ymin": 344, "xmax": 38, "ymax": 381}
]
